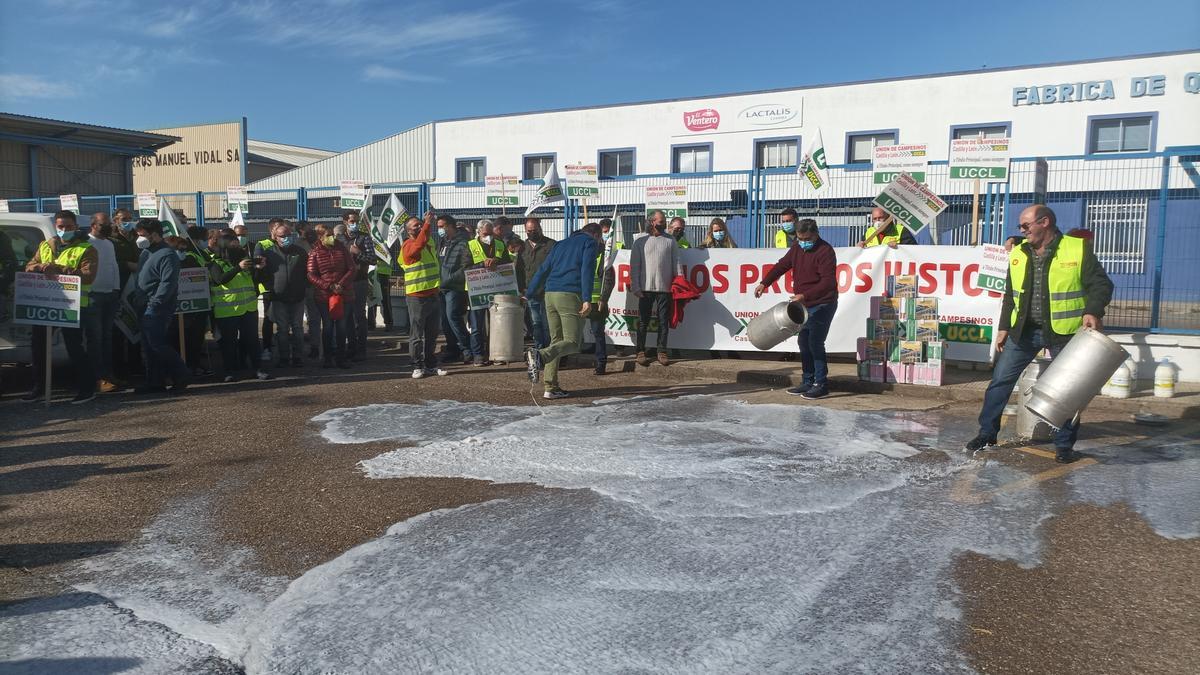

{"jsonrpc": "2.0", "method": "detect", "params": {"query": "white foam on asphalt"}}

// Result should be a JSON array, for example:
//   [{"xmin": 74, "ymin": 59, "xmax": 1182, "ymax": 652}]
[{"xmin": 312, "ymin": 399, "xmax": 539, "ymax": 445}]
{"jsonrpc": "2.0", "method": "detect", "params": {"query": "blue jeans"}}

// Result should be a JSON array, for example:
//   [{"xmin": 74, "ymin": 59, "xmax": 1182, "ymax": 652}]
[
  {"xmin": 527, "ymin": 297, "xmax": 551, "ymax": 349},
  {"xmin": 468, "ymin": 307, "xmax": 489, "ymax": 359},
  {"xmin": 440, "ymin": 289, "xmax": 471, "ymax": 358},
  {"xmin": 140, "ymin": 307, "xmax": 189, "ymax": 387},
  {"xmin": 347, "ymin": 279, "xmax": 369, "ymax": 356},
  {"xmin": 979, "ymin": 328, "xmax": 1080, "ymax": 449},
  {"xmin": 797, "ymin": 302, "xmax": 837, "ymax": 388},
  {"xmin": 89, "ymin": 290, "xmax": 120, "ymax": 380},
  {"xmin": 590, "ymin": 315, "xmax": 608, "ymax": 366}
]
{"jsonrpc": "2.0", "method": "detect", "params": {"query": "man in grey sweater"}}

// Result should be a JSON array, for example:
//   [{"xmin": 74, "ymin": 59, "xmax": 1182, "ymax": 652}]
[
  {"xmin": 629, "ymin": 215, "xmax": 681, "ymax": 366},
  {"xmin": 135, "ymin": 219, "xmax": 190, "ymax": 394}
]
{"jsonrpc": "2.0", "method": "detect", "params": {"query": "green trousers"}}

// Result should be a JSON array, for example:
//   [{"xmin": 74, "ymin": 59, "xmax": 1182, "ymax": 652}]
[{"xmin": 539, "ymin": 291, "xmax": 584, "ymax": 391}]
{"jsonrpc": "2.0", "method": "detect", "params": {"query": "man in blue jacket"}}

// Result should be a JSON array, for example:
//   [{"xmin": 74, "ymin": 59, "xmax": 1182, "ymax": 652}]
[
  {"xmin": 525, "ymin": 223, "xmax": 600, "ymax": 399},
  {"xmin": 135, "ymin": 219, "xmax": 190, "ymax": 394}
]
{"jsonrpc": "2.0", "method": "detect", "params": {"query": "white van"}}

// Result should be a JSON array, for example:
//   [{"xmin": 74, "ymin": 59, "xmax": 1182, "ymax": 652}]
[{"xmin": 0, "ymin": 213, "xmax": 60, "ymax": 364}]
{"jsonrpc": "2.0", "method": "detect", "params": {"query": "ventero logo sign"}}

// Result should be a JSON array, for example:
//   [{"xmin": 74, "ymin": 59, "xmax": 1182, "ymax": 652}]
[
  {"xmin": 683, "ymin": 108, "xmax": 720, "ymax": 132},
  {"xmin": 738, "ymin": 104, "xmax": 797, "ymax": 126}
]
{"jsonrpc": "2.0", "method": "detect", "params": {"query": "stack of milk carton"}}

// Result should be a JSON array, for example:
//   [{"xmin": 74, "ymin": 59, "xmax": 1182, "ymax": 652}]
[{"xmin": 856, "ymin": 275, "xmax": 945, "ymax": 386}]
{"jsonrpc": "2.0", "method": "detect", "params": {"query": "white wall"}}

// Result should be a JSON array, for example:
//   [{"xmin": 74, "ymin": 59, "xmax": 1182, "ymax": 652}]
[{"xmin": 434, "ymin": 52, "xmax": 1200, "ymax": 181}]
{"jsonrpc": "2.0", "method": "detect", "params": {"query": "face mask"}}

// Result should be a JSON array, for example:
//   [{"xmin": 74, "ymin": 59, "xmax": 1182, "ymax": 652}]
[
  {"xmin": 712, "ymin": 231, "xmax": 726, "ymax": 242},
  {"xmin": 798, "ymin": 240, "xmax": 815, "ymax": 251},
  {"xmin": 57, "ymin": 228, "xmax": 76, "ymax": 242},
  {"xmin": 782, "ymin": 221, "xmax": 796, "ymax": 233},
  {"xmin": 323, "ymin": 235, "xmax": 336, "ymax": 247},
  {"xmin": 481, "ymin": 235, "xmax": 493, "ymax": 246},
  {"xmin": 671, "ymin": 230, "xmax": 684, "ymax": 240},
  {"xmin": 602, "ymin": 231, "xmax": 613, "ymax": 240},
  {"xmin": 197, "ymin": 241, "xmax": 209, "ymax": 251},
  {"xmin": 279, "ymin": 236, "xmax": 295, "ymax": 247},
  {"xmin": 176, "ymin": 250, "xmax": 188, "ymax": 260},
  {"xmin": 136, "ymin": 236, "xmax": 151, "ymax": 250},
  {"xmin": 237, "ymin": 236, "xmax": 248, "ymax": 247},
  {"xmin": 119, "ymin": 220, "xmax": 136, "ymax": 232}
]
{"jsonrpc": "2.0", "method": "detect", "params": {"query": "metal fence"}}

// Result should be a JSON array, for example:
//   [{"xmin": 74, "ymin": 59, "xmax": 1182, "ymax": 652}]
[{"xmin": 8, "ymin": 147, "xmax": 1197, "ymax": 332}]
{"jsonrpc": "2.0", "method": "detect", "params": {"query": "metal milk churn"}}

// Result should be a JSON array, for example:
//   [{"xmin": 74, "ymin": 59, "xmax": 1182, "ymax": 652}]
[
  {"xmin": 1016, "ymin": 358, "xmax": 1054, "ymax": 441},
  {"xmin": 747, "ymin": 301, "xmax": 809, "ymax": 351},
  {"xmin": 488, "ymin": 295, "xmax": 526, "ymax": 364},
  {"xmin": 1026, "ymin": 329, "xmax": 1128, "ymax": 428}
]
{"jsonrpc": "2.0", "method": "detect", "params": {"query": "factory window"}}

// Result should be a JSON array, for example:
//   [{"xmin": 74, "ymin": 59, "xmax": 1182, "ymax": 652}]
[
  {"xmin": 952, "ymin": 124, "xmax": 1010, "ymax": 140},
  {"xmin": 846, "ymin": 131, "xmax": 897, "ymax": 164},
  {"xmin": 1086, "ymin": 195, "xmax": 1147, "ymax": 274},
  {"xmin": 754, "ymin": 138, "xmax": 798, "ymax": 169},
  {"xmin": 598, "ymin": 149, "xmax": 635, "ymax": 178},
  {"xmin": 523, "ymin": 154, "xmax": 556, "ymax": 181},
  {"xmin": 672, "ymin": 144, "xmax": 712, "ymax": 174},
  {"xmin": 455, "ymin": 158, "xmax": 485, "ymax": 183},
  {"xmin": 1088, "ymin": 115, "xmax": 1154, "ymax": 154}
]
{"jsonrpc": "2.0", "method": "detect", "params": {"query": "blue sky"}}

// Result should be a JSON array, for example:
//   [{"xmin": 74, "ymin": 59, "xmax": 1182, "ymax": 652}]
[{"xmin": 1, "ymin": 0, "xmax": 1197, "ymax": 151}]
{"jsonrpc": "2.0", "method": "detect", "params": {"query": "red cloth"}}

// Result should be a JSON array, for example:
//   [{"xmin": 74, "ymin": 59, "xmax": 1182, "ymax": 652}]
[
  {"xmin": 306, "ymin": 242, "xmax": 356, "ymax": 305},
  {"xmin": 669, "ymin": 275, "xmax": 702, "ymax": 328}
]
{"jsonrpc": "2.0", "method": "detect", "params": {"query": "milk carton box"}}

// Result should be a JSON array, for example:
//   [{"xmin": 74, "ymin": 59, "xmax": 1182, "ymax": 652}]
[
  {"xmin": 887, "ymin": 274, "xmax": 919, "ymax": 298},
  {"xmin": 899, "ymin": 340, "xmax": 924, "ymax": 364}
]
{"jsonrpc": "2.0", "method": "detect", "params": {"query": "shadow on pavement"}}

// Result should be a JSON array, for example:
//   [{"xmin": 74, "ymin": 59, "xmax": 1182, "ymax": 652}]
[
  {"xmin": 0, "ymin": 437, "xmax": 167, "ymax": 468},
  {"xmin": 0, "ymin": 541, "xmax": 123, "ymax": 571},
  {"xmin": 0, "ymin": 463, "xmax": 169, "ymax": 497}
]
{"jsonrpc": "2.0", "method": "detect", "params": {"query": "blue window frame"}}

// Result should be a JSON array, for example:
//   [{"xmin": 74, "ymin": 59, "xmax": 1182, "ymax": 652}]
[
  {"xmin": 753, "ymin": 136, "xmax": 800, "ymax": 169},
  {"xmin": 522, "ymin": 153, "xmax": 556, "ymax": 181},
  {"xmin": 671, "ymin": 143, "xmax": 713, "ymax": 174},
  {"xmin": 844, "ymin": 128, "xmax": 898, "ymax": 164},
  {"xmin": 597, "ymin": 147, "xmax": 636, "ymax": 179},
  {"xmin": 1086, "ymin": 113, "xmax": 1157, "ymax": 154},
  {"xmin": 455, "ymin": 157, "xmax": 485, "ymax": 183},
  {"xmin": 949, "ymin": 121, "xmax": 1012, "ymax": 145}
]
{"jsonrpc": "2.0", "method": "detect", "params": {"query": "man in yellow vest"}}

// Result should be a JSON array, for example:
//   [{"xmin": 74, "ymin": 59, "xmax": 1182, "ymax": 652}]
[
  {"xmin": 858, "ymin": 207, "xmax": 917, "ymax": 248},
  {"xmin": 965, "ymin": 205, "xmax": 1113, "ymax": 463},
  {"xmin": 22, "ymin": 210, "xmax": 98, "ymax": 403},
  {"xmin": 465, "ymin": 219, "xmax": 512, "ymax": 366},
  {"xmin": 400, "ymin": 213, "xmax": 447, "ymax": 378},
  {"xmin": 774, "ymin": 207, "xmax": 799, "ymax": 248}
]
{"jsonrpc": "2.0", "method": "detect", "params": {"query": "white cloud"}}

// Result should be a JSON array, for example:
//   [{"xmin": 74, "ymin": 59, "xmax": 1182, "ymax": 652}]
[
  {"xmin": 363, "ymin": 64, "xmax": 442, "ymax": 83},
  {"xmin": 0, "ymin": 74, "xmax": 78, "ymax": 100},
  {"xmin": 145, "ymin": 6, "xmax": 201, "ymax": 37}
]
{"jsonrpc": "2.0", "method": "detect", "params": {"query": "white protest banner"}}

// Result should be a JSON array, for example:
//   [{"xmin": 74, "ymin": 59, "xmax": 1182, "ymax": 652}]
[
  {"xmin": 525, "ymin": 164, "xmax": 564, "ymax": 217},
  {"xmin": 380, "ymin": 193, "xmax": 410, "ymax": 248},
  {"xmin": 976, "ymin": 243, "xmax": 1009, "ymax": 294},
  {"xmin": 0, "ymin": 200, "xmax": 8, "ymax": 213},
  {"xmin": 949, "ymin": 137, "xmax": 1011, "ymax": 181},
  {"xmin": 356, "ymin": 195, "xmax": 391, "ymax": 265},
  {"xmin": 226, "ymin": 185, "xmax": 249, "ymax": 214},
  {"xmin": 465, "ymin": 262, "xmax": 519, "ymax": 310},
  {"xmin": 600, "ymin": 246, "xmax": 1003, "ymax": 362},
  {"xmin": 175, "ymin": 268, "xmax": 211, "ymax": 314},
  {"xmin": 339, "ymin": 180, "xmax": 367, "ymax": 210},
  {"xmin": 799, "ymin": 128, "xmax": 829, "ymax": 192},
  {"xmin": 157, "ymin": 197, "xmax": 184, "ymax": 237},
  {"xmin": 59, "ymin": 194, "xmax": 80, "ymax": 215},
  {"xmin": 644, "ymin": 184, "xmax": 688, "ymax": 219},
  {"xmin": 136, "ymin": 192, "xmax": 158, "ymax": 217},
  {"xmin": 873, "ymin": 172, "xmax": 948, "ymax": 234},
  {"xmin": 872, "ymin": 144, "xmax": 928, "ymax": 184},
  {"xmin": 229, "ymin": 210, "xmax": 245, "ymax": 229},
  {"xmin": 486, "ymin": 175, "xmax": 520, "ymax": 207},
  {"xmin": 13, "ymin": 271, "xmax": 82, "ymax": 328},
  {"xmin": 565, "ymin": 164, "xmax": 600, "ymax": 198}
]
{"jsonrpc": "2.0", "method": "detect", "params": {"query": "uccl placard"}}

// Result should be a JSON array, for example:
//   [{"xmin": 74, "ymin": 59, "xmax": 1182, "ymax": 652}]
[
  {"xmin": 339, "ymin": 180, "xmax": 366, "ymax": 210},
  {"xmin": 465, "ymin": 263, "xmax": 519, "ymax": 310},
  {"xmin": 645, "ymin": 185, "xmax": 688, "ymax": 219},
  {"xmin": 59, "ymin": 194, "xmax": 80, "ymax": 215},
  {"xmin": 873, "ymin": 173, "xmax": 947, "ymax": 234},
  {"xmin": 175, "ymin": 267, "xmax": 212, "ymax": 314},
  {"xmin": 226, "ymin": 186, "xmax": 249, "ymax": 214},
  {"xmin": 485, "ymin": 175, "xmax": 520, "ymax": 206},
  {"xmin": 135, "ymin": 192, "xmax": 158, "ymax": 217},
  {"xmin": 949, "ymin": 137, "xmax": 1011, "ymax": 181},
  {"xmin": 872, "ymin": 144, "xmax": 928, "ymax": 184},
  {"xmin": 13, "ymin": 272, "xmax": 82, "ymax": 328},
  {"xmin": 976, "ymin": 244, "xmax": 1008, "ymax": 294},
  {"xmin": 565, "ymin": 164, "xmax": 600, "ymax": 198}
]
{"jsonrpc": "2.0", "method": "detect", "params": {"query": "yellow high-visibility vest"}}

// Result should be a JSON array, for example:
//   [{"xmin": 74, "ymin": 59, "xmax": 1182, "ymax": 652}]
[
  {"xmin": 1009, "ymin": 235, "xmax": 1087, "ymax": 335},
  {"xmin": 37, "ymin": 240, "xmax": 92, "ymax": 308}
]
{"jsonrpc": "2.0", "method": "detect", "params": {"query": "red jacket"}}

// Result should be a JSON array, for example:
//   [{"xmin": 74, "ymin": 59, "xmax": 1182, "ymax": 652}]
[
  {"xmin": 307, "ymin": 242, "xmax": 356, "ymax": 304},
  {"xmin": 669, "ymin": 275, "xmax": 702, "ymax": 328},
  {"xmin": 760, "ymin": 238, "xmax": 838, "ymax": 307}
]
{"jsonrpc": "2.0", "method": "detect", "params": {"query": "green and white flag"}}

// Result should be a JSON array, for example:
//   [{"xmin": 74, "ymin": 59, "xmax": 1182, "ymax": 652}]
[
  {"xmin": 157, "ymin": 197, "xmax": 183, "ymax": 237},
  {"xmin": 525, "ymin": 163, "xmax": 564, "ymax": 217},
  {"xmin": 359, "ymin": 194, "xmax": 391, "ymax": 265},
  {"xmin": 800, "ymin": 127, "xmax": 829, "ymax": 193},
  {"xmin": 379, "ymin": 193, "xmax": 410, "ymax": 248}
]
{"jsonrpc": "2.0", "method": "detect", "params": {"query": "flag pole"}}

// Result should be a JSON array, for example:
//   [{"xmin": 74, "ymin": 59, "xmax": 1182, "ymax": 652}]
[{"xmin": 44, "ymin": 328, "xmax": 52, "ymax": 407}]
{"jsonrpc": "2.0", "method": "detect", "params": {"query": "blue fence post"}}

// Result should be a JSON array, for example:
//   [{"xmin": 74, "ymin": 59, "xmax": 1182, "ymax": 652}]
[
  {"xmin": 417, "ymin": 183, "xmax": 429, "ymax": 216},
  {"xmin": 108, "ymin": 195, "xmax": 115, "ymax": 215},
  {"xmin": 1149, "ymin": 152, "xmax": 1172, "ymax": 331},
  {"xmin": 296, "ymin": 188, "xmax": 305, "ymax": 222},
  {"xmin": 195, "ymin": 191, "xmax": 205, "ymax": 228}
]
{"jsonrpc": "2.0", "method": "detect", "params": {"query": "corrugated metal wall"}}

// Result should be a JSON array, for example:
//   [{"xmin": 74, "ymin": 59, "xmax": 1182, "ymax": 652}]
[
  {"xmin": 248, "ymin": 123, "xmax": 434, "ymax": 190},
  {"xmin": 134, "ymin": 121, "xmax": 244, "ymax": 198},
  {"xmin": 37, "ymin": 145, "xmax": 128, "ymax": 196},
  {"xmin": 0, "ymin": 140, "xmax": 31, "ymax": 199}
]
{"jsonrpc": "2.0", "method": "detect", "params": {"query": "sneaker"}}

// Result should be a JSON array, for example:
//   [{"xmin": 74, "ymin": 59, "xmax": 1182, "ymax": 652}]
[
  {"xmin": 636, "ymin": 351, "xmax": 651, "ymax": 367},
  {"xmin": 412, "ymin": 368, "xmax": 426, "ymax": 379},
  {"xmin": 963, "ymin": 434, "xmax": 998, "ymax": 454},
  {"xmin": 223, "ymin": 375, "xmax": 237, "ymax": 383},
  {"xmin": 472, "ymin": 357, "xmax": 491, "ymax": 367},
  {"xmin": 543, "ymin": 388, "xmax": 570, "ymax": 400},
  {"xmin": 97, "ymin": 379, "xmax": 118, "ymax": 393},
  {"xmin": 657, "ymin": 352, "xmax": 670, "ymax": 366},
  {"xmin": 20, "ymin": 390, "xmax": 44, "ymax": 402},
  {"xmin": 594, "ymin": 363, "xmax": 606, "ymax": 376},
  {"xmin": 785, "ymin": 386, "xmax": 807, "ymax": 396},
  {"xmin": 191, "ymin": 367, "xmax": 213, "ymax": 377},
  {"xmin": 425, "ymin": 367, "xmax": 449, "ymax": 377},
  {"xmin": 71, "ymin": 392, "xmax": 97, "ymax": 405},
  {"xmin": 261, "ymin": 349, "xmax": 272, "ymax": 362},
  {"xmin": 256, "ymin": 370, "xmax": 272, "ymax": 381},
  {"xmin": 525, "ymin": 348, "xmax": 543, "ymax": 383},
  {"xmin": 168, "ymin": 381, "xmax": 189, "ymax": 393},
  {"xmin": 1055, "ymin": 447, "xmax": 1078, "ymax": 464},
  {"xmin": 800, "ymin": 385, "xmax": 829, "ymax": 400}
]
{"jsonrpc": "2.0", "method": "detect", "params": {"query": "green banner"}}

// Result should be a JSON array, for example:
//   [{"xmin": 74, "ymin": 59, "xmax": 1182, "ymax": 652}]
[
  {"xmin": 976, "ymin": 273, "xmax": 1006, "ymax": 293},
  {"xmin": 939, "ymin": 322, "xmax": 993, "ymax": 344},
  {"xmin": 487, "ymin": 196, "xmax": 519, "ymax": 206},
  {"xmin": 949, "ymin": 166, "xmax": 1008, "ymax": 180},
  {"xmin": 873, "ymin": 171, "xmax": 926, "ymax": 185},
  {"xmin": 15, "ymin": 304, "xmax": 77, "ymax": 324},
  {"xmin": 567, "ymin": 186, "xmax": 600, "ymax": 198}
]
